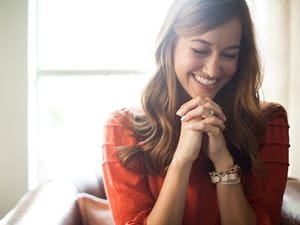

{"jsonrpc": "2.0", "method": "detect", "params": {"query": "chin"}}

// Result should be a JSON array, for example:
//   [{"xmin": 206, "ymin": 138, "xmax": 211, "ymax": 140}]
[{"xmin": 190, "ymin": 92, "xmax": 217, "ymax": 100}]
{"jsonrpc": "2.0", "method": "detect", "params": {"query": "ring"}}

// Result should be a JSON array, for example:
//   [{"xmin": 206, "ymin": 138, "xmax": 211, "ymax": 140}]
[{"xmin": 208, "ymin": 109, "xmax": 214, "ymax": 117}]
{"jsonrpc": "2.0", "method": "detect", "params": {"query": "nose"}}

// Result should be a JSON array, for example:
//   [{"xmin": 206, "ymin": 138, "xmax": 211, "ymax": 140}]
[{"xmin": 202, "ymin": 54, "xmax": 221, "ymax": 78}]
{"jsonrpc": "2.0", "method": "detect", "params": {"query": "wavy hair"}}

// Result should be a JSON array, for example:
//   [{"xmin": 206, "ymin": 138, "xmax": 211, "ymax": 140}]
[{"xmin": 118, "ymin": 0, "xmax": 266, "ymax": 176}]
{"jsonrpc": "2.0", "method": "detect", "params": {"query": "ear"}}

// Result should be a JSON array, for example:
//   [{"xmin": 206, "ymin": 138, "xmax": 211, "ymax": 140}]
[{"xmin": 77, "ymin": 193, "xmax": 113, "ymax": 225}]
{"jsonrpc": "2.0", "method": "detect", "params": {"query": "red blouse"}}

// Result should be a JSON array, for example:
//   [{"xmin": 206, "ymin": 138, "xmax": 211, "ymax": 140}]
[{"xmin": 102, "ymin": 104, "xmax": 289, "ymax": 225}]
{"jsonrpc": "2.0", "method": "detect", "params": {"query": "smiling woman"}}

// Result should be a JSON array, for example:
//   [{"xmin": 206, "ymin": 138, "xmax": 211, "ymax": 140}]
[
  {"xmin": 174, "ymin": 18, "xmax": 241, "ymax": 99},
  {"xmin": 101, "ymin": 0, "xmax": 290, "ymax": 225}
]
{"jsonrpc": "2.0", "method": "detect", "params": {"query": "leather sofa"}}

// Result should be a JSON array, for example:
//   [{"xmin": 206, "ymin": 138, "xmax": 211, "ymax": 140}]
[{"xmin": 1, "ymin": 173, "xmax": 299, "ymax": 225}]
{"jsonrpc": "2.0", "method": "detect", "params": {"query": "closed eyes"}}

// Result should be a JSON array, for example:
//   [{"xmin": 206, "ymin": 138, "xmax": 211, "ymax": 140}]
[{"xmin": 192, "ymin": 48, "xmax": 238, "ymax": 60}]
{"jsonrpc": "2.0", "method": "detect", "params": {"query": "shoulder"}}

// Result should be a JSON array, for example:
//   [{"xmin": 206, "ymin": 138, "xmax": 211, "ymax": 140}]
[
  {"xmin": 103, "ymin": 108, "xmax": 135, "ymax": 146},
  {"xmin": 102, "ymin": 107, "xmax": 145, "ymax": 171},
  {"xmin": 261, "ymin": 102, "xmax": 289, "ymax": 149},
  {"xmin": 103, "ymin": 106, "xmax": 144, "ymax": 149},
  {"xmin": 260, "ymin": 101, "xmax": 288, "ymax": 124},
  {"xmin": 105, "ymin": 106, "xmax": 144, "ymax": 127},
  {"xmin": 105, "ymin": 108, "xmax": 132, "ymax": 127}
]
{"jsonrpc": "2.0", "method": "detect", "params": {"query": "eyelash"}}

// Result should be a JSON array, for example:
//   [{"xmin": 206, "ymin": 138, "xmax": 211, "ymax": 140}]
[
  {"xmin": 192, "ymin": 49, "xmax": 208, "ymax": 55},
  {"xmin": 222, "ymin": 53, "xmax": 238, "ymax": 59},
  {"xmin": 192, "ymin": 49, "xmax": 238, "ymax": 60}
]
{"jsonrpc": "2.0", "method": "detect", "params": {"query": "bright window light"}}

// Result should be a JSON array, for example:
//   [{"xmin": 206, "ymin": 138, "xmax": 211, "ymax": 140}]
[
  {"xmin": 36, "ymin": 74, "xmax": 148, "ymax": 183},
  {"xmin": 31, "ymin": 0, "xmax": 173, "ymax": 186},
  {"xmin": 38, "ymin": 0, "xmax": 173, "ymax": 71}
]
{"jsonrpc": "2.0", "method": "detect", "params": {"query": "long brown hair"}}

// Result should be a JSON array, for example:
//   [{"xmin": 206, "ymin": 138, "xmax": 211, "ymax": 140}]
[{"xmin": 118, "ymin": 0, "xmax": 266, "ymax": 176}]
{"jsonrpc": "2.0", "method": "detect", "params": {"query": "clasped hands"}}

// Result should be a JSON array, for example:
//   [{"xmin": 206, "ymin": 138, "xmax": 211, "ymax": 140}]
[{"xmin": 174, "ymin": 96, "xmax": 234, "ymax": 171}]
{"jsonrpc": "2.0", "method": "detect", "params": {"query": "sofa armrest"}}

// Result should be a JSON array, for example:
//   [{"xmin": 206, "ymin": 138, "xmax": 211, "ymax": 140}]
[
  {"xmin": 71, "ymin": 172, "xmax": 106, "ymax": 199},
  {"xmin": 0, "ymin": 171, "xmax": 105, "ymax": 225},
  {"xmin": 281, "ymin": 178, "xmax": 300, "ymax": 225},
  {"xmin": 0, "ymin": 180, "xmax": 82, "ymax": 225}
]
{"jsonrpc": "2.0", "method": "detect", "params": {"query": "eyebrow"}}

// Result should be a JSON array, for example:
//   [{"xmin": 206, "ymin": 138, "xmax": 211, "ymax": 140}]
[{"xmin": 191, "ymin": 39, "xmax": 241, "ymax": 50}]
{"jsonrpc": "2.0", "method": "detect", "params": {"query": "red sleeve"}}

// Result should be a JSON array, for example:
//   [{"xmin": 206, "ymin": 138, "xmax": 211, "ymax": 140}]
[
  {"xmin": 246, "ymin": 105, "xmax": 289, "ymax": 225},
  {"xmin": 102, "ymin": 109, "xmax": 154, "ymax": 225}
]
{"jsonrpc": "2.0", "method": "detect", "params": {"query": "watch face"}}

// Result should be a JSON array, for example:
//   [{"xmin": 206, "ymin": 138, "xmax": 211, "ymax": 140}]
[{"xmin": 212, "ymin": 175, "xmax": 221, "ymax": 183}]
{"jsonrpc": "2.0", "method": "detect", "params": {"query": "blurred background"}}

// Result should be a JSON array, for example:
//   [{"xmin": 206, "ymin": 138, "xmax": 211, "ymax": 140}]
[{"xmin": 0, "ymin": 0, "xmax": 299, "ymax": 218}]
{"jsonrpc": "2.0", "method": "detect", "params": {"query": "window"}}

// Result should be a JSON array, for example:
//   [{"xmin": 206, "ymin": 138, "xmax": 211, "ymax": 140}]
[{"xmin": 29, "ymin": 0, "xmax": 173, "ymax": 187}]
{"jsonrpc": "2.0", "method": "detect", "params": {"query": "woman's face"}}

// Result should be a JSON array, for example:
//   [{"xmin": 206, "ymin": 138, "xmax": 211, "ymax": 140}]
[{"xmin": 173, "ymin": 18, "xmax": 242, "ymax": 99}]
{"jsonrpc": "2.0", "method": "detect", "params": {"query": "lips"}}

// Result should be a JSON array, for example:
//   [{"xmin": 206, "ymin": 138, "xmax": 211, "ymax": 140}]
[{"xmin": 192, "ymin": 73, "xmax": 218, "ymax": 87}]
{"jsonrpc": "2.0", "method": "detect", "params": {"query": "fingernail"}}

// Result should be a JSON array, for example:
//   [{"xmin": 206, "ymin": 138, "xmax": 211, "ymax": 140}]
[
  {"xmin": 176, "ymin": 109, "xmax": 183, "ymax": 116},
  {"xmin": 181, "ymin": 116, "xmax": 186, "ymax": 121},
  {"xmin": 223, "ymin": 116, "xmax": 227, "ymax": 121}
]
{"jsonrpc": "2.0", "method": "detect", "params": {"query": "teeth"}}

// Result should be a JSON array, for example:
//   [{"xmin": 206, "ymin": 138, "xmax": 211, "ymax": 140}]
[{"xmin": 194, "ymin": 74, "xmax": 217, "ymax": 86}]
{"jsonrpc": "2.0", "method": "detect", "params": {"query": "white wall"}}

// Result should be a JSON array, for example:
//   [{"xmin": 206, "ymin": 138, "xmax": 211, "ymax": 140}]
[
  {"xmin": 0, "ymin": 0, "xmax": 28, "ymax": 218},
  {"xmin": 288, "ymin": 0, "xmax": 300, "ymax": 178}
]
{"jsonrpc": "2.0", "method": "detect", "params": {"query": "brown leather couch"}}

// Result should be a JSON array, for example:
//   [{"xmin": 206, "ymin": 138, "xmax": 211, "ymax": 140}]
[{"xmin": 1, "ymin": 173, "xmax": 299, "ymax": 225}]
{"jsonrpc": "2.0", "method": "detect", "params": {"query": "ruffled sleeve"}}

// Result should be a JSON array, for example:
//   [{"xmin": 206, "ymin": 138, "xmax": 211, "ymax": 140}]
[
  {"xmin": 247, "ymin": 103, "xmax": 290, "ymax": 225},
  {"xmin": 102, "ymin": 109, "xmax": 153, "ymax": 225}
]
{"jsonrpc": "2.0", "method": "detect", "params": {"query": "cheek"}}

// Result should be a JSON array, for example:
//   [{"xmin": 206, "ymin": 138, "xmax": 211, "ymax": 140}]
[
  {"xmin": 174, "ymin": 54, "xmax": 199, "ymax": 75},
  {"xmin": 219, "ymin": 62, "xmax": 237, "ymax": 88},
  {"xmin": 223, "ymin": 61, "xmax": 238, "ymax": 79}
]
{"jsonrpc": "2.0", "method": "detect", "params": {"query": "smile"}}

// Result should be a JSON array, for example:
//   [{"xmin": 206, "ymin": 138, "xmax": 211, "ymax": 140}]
[{"xmin": 192, "ymin": 74, "xmax": 217, "ymax": 87}]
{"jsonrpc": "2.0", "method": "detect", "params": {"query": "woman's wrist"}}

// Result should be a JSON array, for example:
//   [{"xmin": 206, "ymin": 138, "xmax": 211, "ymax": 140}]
[
  {"xmin": 213, "ymin": 155, "xmax": 234, "ymax": 172},
  {"xmin": 170, "ymin": 155, "xmax": 194, "ymax": 172}
]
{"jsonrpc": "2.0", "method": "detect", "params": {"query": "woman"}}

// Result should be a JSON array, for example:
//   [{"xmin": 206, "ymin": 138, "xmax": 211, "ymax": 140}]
[{"xmin": 102, "ymin": 0, "xmax": 289, "ymax": 224}]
